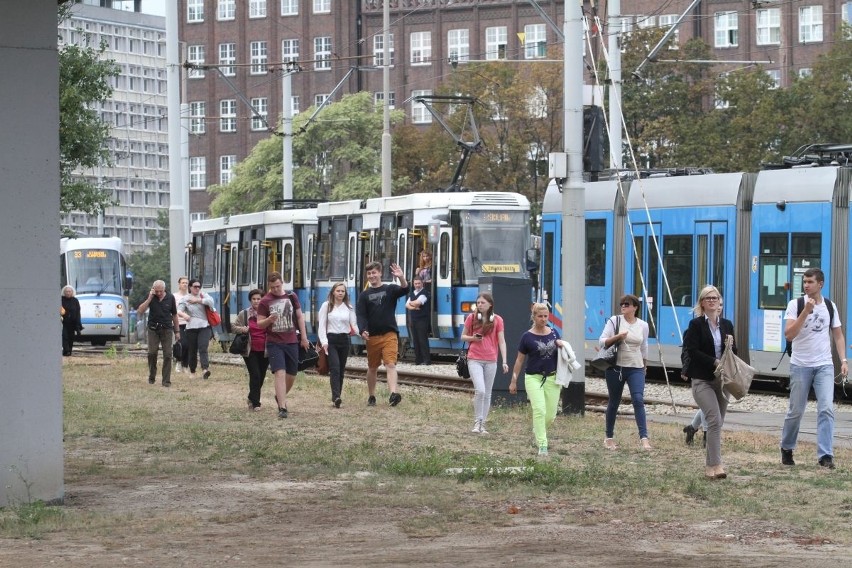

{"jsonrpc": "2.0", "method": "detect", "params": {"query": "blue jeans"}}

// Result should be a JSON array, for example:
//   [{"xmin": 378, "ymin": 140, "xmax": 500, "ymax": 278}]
[
  {"xmin": 604, "ymin": 366, "xmax": 648, "ymax": 439},
  {"xmin": 781, "ymin": 364, "xmax": 835, "ymax": 459}
]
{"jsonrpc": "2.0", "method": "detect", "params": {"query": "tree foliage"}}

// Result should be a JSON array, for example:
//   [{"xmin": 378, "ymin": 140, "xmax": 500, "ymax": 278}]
[{"xmin": 126, "ymin": 211, "xmax": 170, "ymax": 308}]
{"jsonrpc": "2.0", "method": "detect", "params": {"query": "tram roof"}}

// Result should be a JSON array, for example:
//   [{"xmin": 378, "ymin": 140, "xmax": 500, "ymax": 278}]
[
  {"xmin": 625, "ymin": 172, "xmax": 746, "ymax": 209},
  {"xmin": 191, "ymin": 208, "xmax": 318, "ymax": 235},
  {"xmin": 60, "ymin": 236, "xmax": 122, "ymax": 253},
  {"xmin": 316, "ymin": 192, "xmax": 530, "ymax": 218},
  {"xmin": 752, "ymin": 166, "xmax": 843, "ymax": 204}
]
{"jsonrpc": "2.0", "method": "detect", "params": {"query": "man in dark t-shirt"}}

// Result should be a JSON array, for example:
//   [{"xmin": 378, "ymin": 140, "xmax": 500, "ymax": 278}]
[{"xmin": 136, "ymin": 279, "xmax": 179, "ymax": 387}]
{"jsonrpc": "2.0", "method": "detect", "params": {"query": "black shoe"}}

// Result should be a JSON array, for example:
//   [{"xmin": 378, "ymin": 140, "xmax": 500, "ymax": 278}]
[
  {"xmin": 202, "ymin": 369, "xmax": 211, "ymax": 380},
  {"xmin": 148, "ymin": 378, "xmax": 155, "ymax": 385},
  {"xmin": 781, "ymin": 448, "xmax": 795, "ymax": 466},
  {"xmin": 818, "ymin": 455, "xmax": 835, "ymax": 469},
  {"xmin": 278, "ymin": 407, "xmax": 288, "ymax": 419},
  {"xmin": 367, "ymin": 395, "xmax": 376, "ymax": 407},
  {"xmin": 683, "ymin": 424, "xmax": 696, "ymax": 446},
  {"xmin": 334, "ymin": 397, "xmax": 342, "ymax": 408},
  {"xmin": 389, "ymin": 392, "xmax": 402, "ymax": 406},
  {"xmin": 162, "ymin": 381, "xmax": 171, "ymax": 388}
]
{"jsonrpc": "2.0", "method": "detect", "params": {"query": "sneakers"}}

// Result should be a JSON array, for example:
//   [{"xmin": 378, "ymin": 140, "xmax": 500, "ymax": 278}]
[
  {"xmin": 683, "ymin": 424, "xmax": 696, "ymax": 446},
  {"xmin": 202, "ymin": 369, "xmax": 211, "ymax": 380},
  {"xmin": 148, "ymin": 377, "xmax": 155, "ymax": 385},
  {"xmin": 278, "ymin": 407, "xmax": 288, "ymax": 419},
  {"xmin": 389, "ymin": 392, "xmax": 402, "ymax": 406},
  {"xmin": 367, "ymin": 395, "xmax": 376, "ymax": 407},
  {"xmin": 162, "ymin": 381, "xmax": 171, "ymax": 388},
  {"xmin": 333, "ymin": 397, "xmax": 342, "ymax": 409},
  {"xmin": 781, "ymin": 448, "xmax": 795, "ymax": 466},
  {"xmin": 175, "ymin": 363, "xmax": 182, "ymax": 373},
  {"xmin": 471, "ymin": 420, "xmax": 482, "ymax": 434},
  {"xmin": 479, "ymin": 423, "xmax": 489, "ymax": 435},
  {"xmin": 537, "ymin": 447, "xmax": 548, "ymax": 458},
  {"xmin": 818, "ymin": 455, "xmax": 836, "ymax": 469}
]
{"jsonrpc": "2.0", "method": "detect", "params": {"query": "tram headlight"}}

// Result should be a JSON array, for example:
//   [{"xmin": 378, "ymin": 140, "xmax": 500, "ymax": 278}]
[
  {"xmin": 115, "ymin": 303, "xmax": 124, "ymax": 318},
  {"xmin": 461, "ymin": 302, "xmax": 476, "ymax": 314}
]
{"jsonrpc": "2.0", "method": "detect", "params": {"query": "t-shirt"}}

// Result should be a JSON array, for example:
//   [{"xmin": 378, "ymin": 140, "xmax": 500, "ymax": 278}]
[
  {"xmin": 356, "ymin": 284, "xmax": 409, "ymax": 335},
  {"xmin": 465, "ymin": 314, "xmax": 504, "ymax": 362},
  {"xmin": 148, "ymin": 293, "xmax": 177, "ymax": 327},
  {"xmin": 257, "ymin": 291, "xmax": 301, "ymax": 345},
  {"xmin": 517, "ymin": 328, "xmax": 560, "ymax": 375},
  {"xmin": 785, "ymin": 298, "xmax": 841, "ymax": 367}
]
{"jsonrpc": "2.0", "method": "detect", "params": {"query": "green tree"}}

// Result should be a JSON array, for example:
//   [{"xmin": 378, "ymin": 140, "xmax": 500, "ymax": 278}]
[
  {"xmin": 59, "ymin": 4, "xmax": 120, "ymax": 214},
  {"xmin": 126, "ymin": 211, "xmax": 170, "ymax": 308}
]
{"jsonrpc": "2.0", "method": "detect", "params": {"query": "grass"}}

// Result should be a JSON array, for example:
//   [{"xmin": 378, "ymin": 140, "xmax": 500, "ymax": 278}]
[{"xmin": 2, "ymin": 355, "xmax": 850, "ymax": 544}]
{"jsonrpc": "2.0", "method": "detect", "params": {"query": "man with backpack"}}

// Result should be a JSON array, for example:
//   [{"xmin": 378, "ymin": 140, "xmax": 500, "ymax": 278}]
[{"xmin": 780, "ymin": 268, "xmax": 847, "ymax": 469}]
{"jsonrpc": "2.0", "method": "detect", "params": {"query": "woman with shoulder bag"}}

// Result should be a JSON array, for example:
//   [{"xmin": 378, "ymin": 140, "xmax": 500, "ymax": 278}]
[
  {"xmin": 461, "ymin": 293, "xmax": 508, "ymax": 435},
  {"xmin": 178, "ymin": 278, "xmax": 214, "ymax": 380},
  {"xmin": 318, "ymin": 283, "xmax": 358, "ymax": 409},
  {"xmin": 598, "ymin": 294, "xmax": 651, "ymax": 451},
  {"xmin": 683, "ymin": 285, "xmax": 735, "ymax": 480},
  {"xmin": 232, "ymin": 289, "xmax": 268, "ymax": 411}
]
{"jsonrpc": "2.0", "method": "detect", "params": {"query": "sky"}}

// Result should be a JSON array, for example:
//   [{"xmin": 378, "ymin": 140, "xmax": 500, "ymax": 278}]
[{"xmin": 141, "ymin": 0, "xmax": 166, "ymax": 17}]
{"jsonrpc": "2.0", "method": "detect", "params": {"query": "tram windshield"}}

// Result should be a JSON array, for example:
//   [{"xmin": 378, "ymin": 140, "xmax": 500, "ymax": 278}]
[
  {"xmin": 65, "ymin": 249, "xmax": 124, "ymax": 295},
  {"xmin": 458, "ymin": 210, "xmax": 528, "ymax": 283}
]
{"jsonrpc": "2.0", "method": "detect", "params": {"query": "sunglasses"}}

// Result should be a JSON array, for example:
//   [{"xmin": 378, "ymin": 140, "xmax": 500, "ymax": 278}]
[
  {"xmin": 620, "ymin": 302, "xmax": 634, "ymax": 307},
  {"xmin": 191, "ymin": 284, "xmax": 201, "ymax": 289}
]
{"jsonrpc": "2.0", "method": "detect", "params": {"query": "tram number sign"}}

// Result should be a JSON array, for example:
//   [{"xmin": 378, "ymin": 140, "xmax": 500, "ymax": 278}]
[
  {"xmin": 73, "ymin": 250, "xmax": 109, "ymax": 259},
  {"xmin": 482, "ymin": 264, "xmax": 521, "ymax": 273}
]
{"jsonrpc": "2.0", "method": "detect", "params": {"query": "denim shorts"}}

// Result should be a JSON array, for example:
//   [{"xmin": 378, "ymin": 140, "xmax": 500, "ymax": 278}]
[{"xmin": 266, "ymin": 342, "xmax": 298, "ymax": 375}]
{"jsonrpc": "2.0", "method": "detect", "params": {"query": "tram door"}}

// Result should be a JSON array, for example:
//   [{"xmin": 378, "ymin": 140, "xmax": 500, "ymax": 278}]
[
  {"xmin": 216, "ymin": 242, "xmax": 231, "ymax": 333},
  {"xmin": 280, "ymin": 238, "xmax": 294, "ymax": 290},
  {"xmin": 695, "ymin": 221, "xmax": 727, "ymax": 312},
  {"xmin": 435, "ymin": 226, "xmax": 452, "ymax": 338},
  {"xmin": 628, "ymin": 223, "xmax": 661, "ymax": 339}
]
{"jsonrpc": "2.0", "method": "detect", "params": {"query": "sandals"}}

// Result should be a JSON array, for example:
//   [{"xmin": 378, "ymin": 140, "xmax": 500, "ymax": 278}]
[{"xmin": 604, "ymin": 438, "xmax": 618, "ymax": 450}]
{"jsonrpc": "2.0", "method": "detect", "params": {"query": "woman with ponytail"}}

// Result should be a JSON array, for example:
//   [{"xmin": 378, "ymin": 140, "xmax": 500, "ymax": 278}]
[{"xmin": 461, "ymin": 293, "xmax": 508, "ymax": 434}]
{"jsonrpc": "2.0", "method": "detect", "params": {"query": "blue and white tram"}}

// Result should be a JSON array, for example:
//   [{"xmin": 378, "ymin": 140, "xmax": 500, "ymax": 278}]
[
  {"xmin": 60, "ymin": 236, "xmax": 131, "ymax": 345},
  {"xmin": 188, "ymin": 208, "xmax": 318, "ymax": 338},
  {"xmin": 314, "ymin": 192, "xmax": 533, "ymax": 353}
]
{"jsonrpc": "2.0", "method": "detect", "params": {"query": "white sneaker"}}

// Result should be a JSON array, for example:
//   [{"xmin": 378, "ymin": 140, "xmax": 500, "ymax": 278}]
[
  {"xmin": 175, "ymin": 363, "xmax": 182, "ymax": 373},
  {"xmin": 537, "ymin": 447, "xmax": 548, "ymax": 457},
  {"xmin": 471, "ymin": 420, "xmax": 481, "ymax": 434},
  {"xmin": 479, "ymin": 423, "xmax": 489, "ymax": 435}
]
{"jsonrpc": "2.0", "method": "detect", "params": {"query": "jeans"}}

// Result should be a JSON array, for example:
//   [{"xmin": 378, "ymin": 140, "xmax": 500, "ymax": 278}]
[
  {"xmin": 469, "ymin": 359, "xmax": 497, "ymax": 424},
  {"xmin": 526, "ymin": 373, "xmax": 562, "ymax": 450},
  {"xmin": 186, "ymin": 326, "xmax": 212, "ymax": 373},
  {"xmin": 781, "ymin": 363, "xmax": 835, "ymax": 459},
  {"xmin": 147, "ymin": 327, "xmax": 173, "ymax": 384},
  {"xmin": 243, "ymin": 350, "xmax": 269, "ymax": 408},
  {"xmin": 327, "ymin": 333, "xmax": 350, "ymax": 401},
  {"xmin": 604, "ymin": 366, "xmax": 648, "ymax": 439},
  {"xmin": 692, "ymin": 377, "xmax": 728, "ymax": 467},
  {"xmin": 178, "ymin": 323, "xmax": 189, "ymax": 367}
]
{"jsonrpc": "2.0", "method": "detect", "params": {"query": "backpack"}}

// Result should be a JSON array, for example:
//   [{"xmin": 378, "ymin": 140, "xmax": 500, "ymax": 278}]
[{"xmin": 772, "ymin": 296, "xmax": 834, "ymax": 370}]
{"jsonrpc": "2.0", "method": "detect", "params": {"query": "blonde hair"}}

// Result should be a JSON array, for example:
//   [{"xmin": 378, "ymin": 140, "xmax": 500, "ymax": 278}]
[
  {"xmin": 693, "ymin": 285, "xmax": 722, "ymax": 317},
  {"xmin": 531, "ymin": 302, "xmax": 549, "ymax": 316}
]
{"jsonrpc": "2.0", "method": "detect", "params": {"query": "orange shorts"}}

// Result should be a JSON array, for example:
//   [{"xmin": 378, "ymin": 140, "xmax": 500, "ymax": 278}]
[{"xmin": 366, "ymin": 332, "xmax": 399, "ymax": 368}]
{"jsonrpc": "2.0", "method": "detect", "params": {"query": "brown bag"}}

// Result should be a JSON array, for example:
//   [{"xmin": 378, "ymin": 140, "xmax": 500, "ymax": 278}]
[
  {"xmin": 316, "ymin": 343, "xmax": 329, "ymax": 375},
  {"xmin": 714, "ymin": 335, "xmax": 755, "ymax": 400}
]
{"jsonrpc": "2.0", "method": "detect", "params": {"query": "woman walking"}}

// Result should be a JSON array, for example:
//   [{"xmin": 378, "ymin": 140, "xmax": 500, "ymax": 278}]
[
  {"xmin": 509, "ymin": 303, "xmax": 564, "ymax": 457},
  {"xmin": 598, "ymin": 294, "xmax": 651, "ymax": 450},
  {"xmin": 317, "ymin": 282, "xmax": 358, "ymax": 408},
  {"xmin": 61, "ymin": 285, "xmax": 83, "ymax": 356},
  {"xmin": 461, "ymin": 293, "xmax": 509, "ymax": 434},
  {"xmin": 172, "ymin": 276, "xmax": 191, "ymax": 373},
  {"xmin": 178, "ymin": 278, "xmax": 214, "ymax": 380},
  {"xmin": 232, "ymin": 289, "xmax": 269, "ymax": 410},
  {"xmin": 683, "ymin": 285, "xmax": 735, "ymax": 480}
]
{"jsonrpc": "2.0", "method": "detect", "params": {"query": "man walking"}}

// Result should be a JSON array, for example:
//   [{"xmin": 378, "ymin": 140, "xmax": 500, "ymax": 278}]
[
  {"xmin": 257, "ymin": 272, "xmax": 309, "ymax": 418},
  {"xmin": 780, "ymin": 268, "xmax": 847, "ymax": 469},
  {"xmin": 136, "ymin": 279, "xmax": 180, "ymax": 387},
  {"xmin": 357, "ymin": 262, "xmax": 408, "ymax": 406}
]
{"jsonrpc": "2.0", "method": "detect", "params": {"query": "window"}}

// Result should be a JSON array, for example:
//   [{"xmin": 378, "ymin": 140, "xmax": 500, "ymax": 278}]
[
  {"xmin": 250, "ymin": 41, "xmax": 268, "ymax": 74},
  {"xmin": 374, "ymin": 91, "xmax": 396, "ymax": 109},
  {"xmin": 661, "ymin": 236, "xmax": 692, "ymax": 306},
  {"xmin": 411, "ymin": 90, "xmax": 432, "ymax": 124},
  {"xmin": 766, "ymin": 69, "xmax": 781, "ymax": 89},
  {"xmin": 448, "ymin": 29, "xmax": 469, "ymax": 63},
  {"xmin": 187, "ymin": 0, "xmax": 203, "ymax": 22},
  {"xmin": 527, "ymin": 86, "xmax": 547, "ymax": 119},
  {"xmin": 758, "ymin": 233, "xmax": 821, "ymax": 309},
  {"xmin": 373, "ymin": 33, "xmax": 395, "ymax": 67},
  {"xmin": 249, "ymin": 0, "xmax": 267, "ymax": 18},
  {"xmin": 190, "ymin": 212, "xmax": 209, "ymax": 223},
  {"xmin": 250, "ymin": 97, "xmax": 268, "ymax": 131},
  {"xmin": 798, "ymin": 67, "xmax": 812, "ymax": 78},
  {"xmin": 315, "ymin": 94, "xmax": 330, "ymax": 107},
  {"xmin": 586, "ymin": 220, "xmax": 606, "ymax": 286},
  {"xmin": 220, "ymin": 155, "xmax": 236, "ymax": 185},
  {"xmin": 281, "ymin": 0, "xmax": 298, "ymax": 16},
  {"xmin": 189, "ymin": 101, "xmax": 206, "ymax": 134},
  {"xmin": 658, "ymin": 14, "xmax": 679, "ymax": 48},
  {"xmin": 411, "ymin": 31, "xmax": 431, "ymax": 65},
  {"xmin": 313, "ymin": 0, "xmax": 330, "ymax": 14},
  {"xmin": 220, "ymin": 99, "xmax": 237, "ymax": 132},
  {"xmin": 187, "ymin": 45, "xmax": 205, "ymax": 79},
  {"xmin": 524, "ymin": 24, "xmax": 546, "ymax": 59},
  {"xmin": 485, "ymin": 26, "xmax": 507, "ymax": 60},
  {"xmin": 219, "ymin": 43, "xmax": 235, "ymax": 76},
  {"xmin": 756, "ymin": 8, "xmax": 781, "ymax": 45},
  {"xmin": 714, "ymin": 11, "xmax": 738, "ymax": 48},
  {"xmin": 636, "ymin": 15, "xmax": 656, "ymax": 29},
  {"xmin": 281, "ymin": 39, "xmax": 299, "ymax": 63},
  {"xmin": 799, "ymin": 6, "xmax": 823, "ymax": 43},
  {"xmin": 217, "ymin": 0, "xmax": 235, "ymax": 21},
  {"xmin": 314, "ymin": 37, "xmax": 331, "ymax": 70},
  {"xmin": 190, "ymin": 157, "xmax": 206, "ymax": 189},
  {"xmin": 291, "ymin": 96, "xmax": 300, "ymax": 115},
  {"xmin": 844, "ymin": 3, "xmax": 852, "ymax": 25}
]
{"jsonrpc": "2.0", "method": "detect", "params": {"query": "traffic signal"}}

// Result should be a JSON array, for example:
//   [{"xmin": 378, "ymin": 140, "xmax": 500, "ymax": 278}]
[{"xmin": 583, "ymin": 106, "xmax": 604, "ymax": 173}]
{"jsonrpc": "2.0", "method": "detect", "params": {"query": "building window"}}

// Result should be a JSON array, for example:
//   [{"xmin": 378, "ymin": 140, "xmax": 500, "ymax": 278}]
[
  {"xmin": 314, "ymin": 37, "xmax": 331, "ymax": 70},
  {"xmin": 217, "ymin": 0, "xmax": 235, "ymax": 21},
  {"xmin": 249, "ymin": 0, "xmax": 267, "ymax": 18},
  {"xmin": 756, "ymin": 8, "xmax": 781, "ymax": 45},
  {"xmin": 187, "ymin": 45, "xmax": 205, "ymax": 79},
  {"xmin": 373, "ymin": 33, "xmax": 394, "ymax": 67},
  {"xmin": 799, "ymin": 6, "xmax": 823, "ymax": 43},
  {"xmin": 448, "ymin": 29, "xmax": 469, "ymax": 63},
  {"xmin": 281, "ymin": 0, "xmax": 298, "ymax": 16},
  {"xmin": 313, "ymin": 0, "xmax": 330, "ymax": 14},
  {"xmin": 220, "ymin": 155, "xmax": 236, "ymax": 185},
  {"xmin": 411, "ymin": 31, "xmax": 431, "ymax": 65},
  {"xmin": 658, "ymin": 14, "xmax": 679, "ymax": 48},
  {"xmin": 636, "ymin": 15, "xmax": 656, "ymax": 29},
  {"xmin": 250, "ymin": 41, "xmax": 268, "ymax": 74},
  {"xmin": 374, "ymin": 91, "xmax": 396, "ymax": 109},
  {"xmin": 219, "ymin": 43, "xmax": 236, "ymax": 76},
  {"xmin": 187, "ymin": 0, "xmax": 203, "ymax": 22},
  {"xmin": 485, "ymin": 26, "xmax": 507, "ymax": 60},
  {"xmin": 315, "ymin": 94, "xmax": 330, "ymax": 107},
  {"xmin": 411, "ymin": 90, "xmax": 432, "ymax": 124},
  {"xmin": 524, "ymin": 24, "xmax": 546, "ymax": 59},
  {"xmin": 191, "ymin": 212, "xmax": 209, "ymax": 223},
  {"xmin": 798, "ymin": 67, "xmax": 812, "ymax": 78},
  {"xmin": 766, "ymin": 69, "xmax": 781, "ymax": 89},
  {"xmin": 527, "ymin": 87, "xmax": 547, "ymax": 119},
  {"xmin": 291, "ymin": 96, "xmax": 300, "ymax": 115},
  {"xmin": 220, "ymin": 99, "xmax": 237, "ymax": 132},
  {"xmin": 190, "ymin": 157, "xmax": 206, "ymax": 190},
  {"xmin": 844, "ymin": 2, "xmax": 852, "ymax": 25},
  {"xmin": 251, "ymin": 97, "xmax": 268, "ymax": 131},
  {"xmin": 189, "ymin": 101, "xmax": 206, "ymax": 134},
  {"xmin": 714, "ymin": 11, "xmax": 738, "ymax": 48},
  {"xmin": 281, "ymin": 39, "xmax": 299, "ymax": 63}
]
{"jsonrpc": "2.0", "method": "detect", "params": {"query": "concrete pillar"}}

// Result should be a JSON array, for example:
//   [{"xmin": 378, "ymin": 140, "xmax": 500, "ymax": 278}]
[{"xmin": 0, "ymin": 0, "xmax": 64, "ymax": 506}]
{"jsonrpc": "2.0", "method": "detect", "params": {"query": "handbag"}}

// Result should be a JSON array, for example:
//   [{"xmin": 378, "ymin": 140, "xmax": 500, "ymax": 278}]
[
  {"xmin": 316, "ymin": 343, "xmax": 329, "ymax": 375},
  {"xmin": 206, "ymin": 306, "xmax": 222, "ymax": 327},
  {"xmin": 298, "ymin": 343, "xmax": 320, "ymax": 371},
  {"xmin": 229, "ymin": 333, "xmax": 249, "ymax": 355},
  {"xmin": 714, "ymin": 335, "xmax": 755, "ymax": 400},
  {"xmin": 172, "ymin": 340, "xmax": 182, "ymax": 360},
  {"xmin": 591, "ymin": 316, "xmax": 621, "ymax": 372},
  {"xmin": 455, "ymin": 345, "xmax": 470, "ymax": 379}
]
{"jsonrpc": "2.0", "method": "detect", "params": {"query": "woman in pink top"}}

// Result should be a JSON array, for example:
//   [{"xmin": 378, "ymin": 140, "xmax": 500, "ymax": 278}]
[{"xmin": 461, "ymin": 293, "xmax": 508, "ymax": 434}]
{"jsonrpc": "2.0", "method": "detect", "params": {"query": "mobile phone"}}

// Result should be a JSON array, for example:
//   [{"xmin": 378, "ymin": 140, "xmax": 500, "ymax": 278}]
[{"xmin": 474, "ymin": 333, "xmax": 482, "ymax": 339}]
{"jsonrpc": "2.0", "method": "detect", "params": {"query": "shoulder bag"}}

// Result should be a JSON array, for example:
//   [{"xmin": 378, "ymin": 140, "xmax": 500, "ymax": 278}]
[
  {"xmin": 205, "ymin": 305, "xmax": 222, "ymax": 327},
  {"xmin": 714, "ymin": 335, "xmax": 755, "ymax": 400},
  {"xmin": 228, "ymin": 310, "xmax": 250, "ymax": 356},
  {"xmin": 591, "ymin": 316, "xmax": 621, "ymax": 372},
  {"xmin": 456, "ymin": 343, "xmax": 470, "ymax": 379}
]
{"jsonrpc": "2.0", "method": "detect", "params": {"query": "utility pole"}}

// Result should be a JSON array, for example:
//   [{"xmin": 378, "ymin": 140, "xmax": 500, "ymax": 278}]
[
  {"xmin": 166, "ymin": 0, "xmax": 186, "ymax": 288},
  {"xmin": 381, "ymin": 0, "xmax": 391, "ymax": 197},
  {"xmin": 282, "ymin": 68, "xmax": 294, "ymax": 201},
  {"xmin": 608, "ymin": 0, "xmax": 622, "ymax": 169}
]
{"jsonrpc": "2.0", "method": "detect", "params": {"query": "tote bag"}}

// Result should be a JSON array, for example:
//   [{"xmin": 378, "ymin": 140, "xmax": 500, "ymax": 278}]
[{"xmin": 714, "ymin": 335, "xmax": 755, "ymax": 400}]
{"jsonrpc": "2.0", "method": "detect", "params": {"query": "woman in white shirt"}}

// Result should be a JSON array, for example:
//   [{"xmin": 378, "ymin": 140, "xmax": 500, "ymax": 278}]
[
  {"xmin": 598, "ymin": 293, "xmax": 651, "ymax": 450},
  {"xmin": 178, "ymin": 278, "xmax": 215, "ymax": 380},
  {"xmin": 318, "ymin": 283, "xmax": 358, "ymax": 408}
]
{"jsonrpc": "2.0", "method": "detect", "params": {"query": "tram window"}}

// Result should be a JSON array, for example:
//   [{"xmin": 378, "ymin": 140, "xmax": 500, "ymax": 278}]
[
  {"xmin": 662, "ymin": 235, "xmax": 692, "ymax": 306},
  {"xmin": 330, "ymin": 219, "xmax": 347, "ymax": 279},
  {"xmin": 251, "ymin": 245, "xmax": 258, "ymax": 284},
  {"xmin": 202, "ymin": 235, "xmax": 215, "ymax": 285},
  {"xmin": 792, "ymin": 233, "xmax": 821, "ymax": 296},
  {"xmin": 439, "ymin": 232, "xmax": 450, "ymax": 281},
  {"xmin": 238, "ymin": 233, "xmax": 250, "ymax": 285},
  {"xmin": 377, "ymin": 214, "xmax": 396, "ymax": 279},
  {"xmin": 397, "ymin": 233, "xmax": 406, "ymax": 273},
  {"xmin": 758, "ymin": 233, "xmax": 789, "ymax": 309},
  {"xmin": 348, "ymin": 235, "xmax": 356, "ymax": 280},
  {"xmin": 283, "ymin": 243, "xmax": 293, "ymax": 284},
  {"xmin": 542, "ymin": 232, "xmax": 554, "ymax": 302},
  {"xmin": 585, "ymin": 219, "xmax": 605, "ymax": 286}
]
